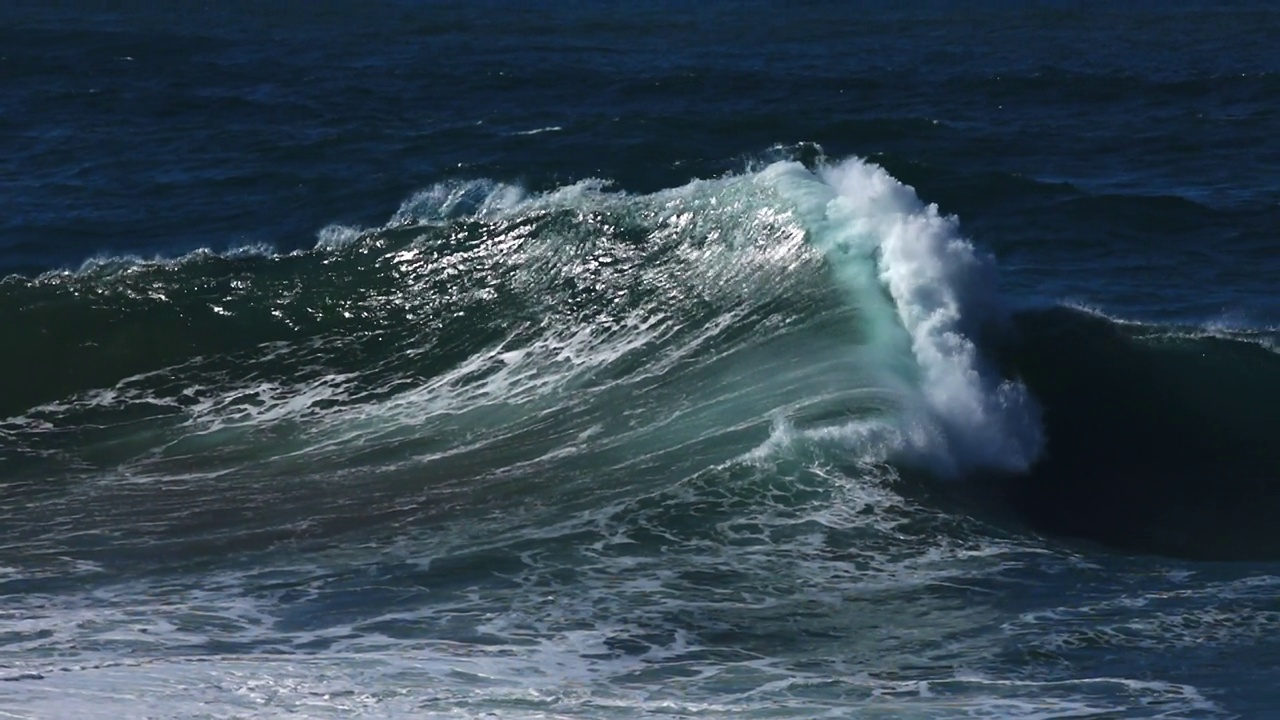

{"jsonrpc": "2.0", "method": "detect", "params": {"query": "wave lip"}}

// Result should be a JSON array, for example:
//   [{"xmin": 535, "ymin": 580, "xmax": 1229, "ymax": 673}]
[{"xmin": 772, "ymin": 158, "xmax": 1043, "ymax": 476}]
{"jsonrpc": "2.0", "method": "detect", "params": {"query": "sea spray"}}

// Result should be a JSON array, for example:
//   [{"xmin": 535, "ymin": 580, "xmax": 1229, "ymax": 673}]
[{"xmin": 772, "ymin": 158, "xmax": 1043, "ymax": 475}]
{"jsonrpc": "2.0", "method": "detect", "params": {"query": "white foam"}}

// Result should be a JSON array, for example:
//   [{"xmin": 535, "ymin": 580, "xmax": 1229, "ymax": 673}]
[
  {"xmin": 1064, "ymin": 300, "xmax": 1280, "ymax": 354},
  {"xmin": 46, "ymin": 242, "xmax": 280, "ymax": 279},
  {"xmin": 513, "ymin": 125, "xmax": 564, "ymax": 136},
  {"xmin": 12, "ymin": 160, "xmax": 1043, "ymax": 484},
  {"xmin": 771, "ymin": 158, "xmax": 1044, "ymax": 475},
  {"xmin": 0, "ymin": 631, "xmax": 1224, "ymax": 719},
  {"xmin": 1, "ymin": 474, "xmax": 1224, "ymax": 719},
  {"xmin": 314, "ymin": 223, "xmax": 364, "ymax": 250},
  {"xmin": 1008, "ymin": 572, "xmax": 1280, "ymax": 654},
  {"xmin": 388, "ymin": 179, "xmax": 529, "ymax": 226}
]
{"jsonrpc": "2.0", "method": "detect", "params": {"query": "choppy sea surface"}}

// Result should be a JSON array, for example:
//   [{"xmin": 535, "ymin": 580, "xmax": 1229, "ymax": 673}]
[{"xmin": 2, "ymin": 3, "xmax": 1279, "ymax": 718}]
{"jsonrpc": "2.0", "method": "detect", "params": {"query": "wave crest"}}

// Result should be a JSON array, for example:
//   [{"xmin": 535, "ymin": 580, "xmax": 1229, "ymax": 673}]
[{"xmin": 772, "ymin": 158, "xmax": 1043, "ymax": 475}]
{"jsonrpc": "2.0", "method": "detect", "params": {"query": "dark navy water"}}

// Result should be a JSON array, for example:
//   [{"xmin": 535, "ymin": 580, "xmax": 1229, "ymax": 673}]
[{"xmin": 3, "ymin": 3, "xmax": 1279, "ymax": 718}]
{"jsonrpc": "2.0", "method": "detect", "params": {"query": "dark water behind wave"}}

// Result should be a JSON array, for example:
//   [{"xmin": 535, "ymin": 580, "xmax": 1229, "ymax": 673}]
[{"xmin": 5, "ymin": 2, "xmax": 1279, "ymax": 260}]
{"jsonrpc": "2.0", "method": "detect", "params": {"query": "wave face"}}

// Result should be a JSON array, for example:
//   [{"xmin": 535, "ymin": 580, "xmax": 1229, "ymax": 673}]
[
  {"xmin": 1, "ymin": 158, "xmax": 1270, "ymax": 719},
  {"xmin": 0, "ymin": 158, "xmax": 1040, "ymax": 485}
]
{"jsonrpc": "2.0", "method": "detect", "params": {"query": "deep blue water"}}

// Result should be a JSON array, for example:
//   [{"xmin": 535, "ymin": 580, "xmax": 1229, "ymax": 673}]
[{"xmin": 2, "ymin": 3, "xmax": 1279, "ymax": 718}]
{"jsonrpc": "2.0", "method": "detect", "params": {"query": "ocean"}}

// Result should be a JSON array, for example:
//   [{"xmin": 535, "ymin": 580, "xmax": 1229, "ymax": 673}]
[{"xmin": 2, "ymin": 2, "xmax": 1279, "ymax": 718}]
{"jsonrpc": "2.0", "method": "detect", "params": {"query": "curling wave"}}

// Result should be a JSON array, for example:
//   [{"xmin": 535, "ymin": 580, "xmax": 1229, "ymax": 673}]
[
  {"xmin": 7, "ymin": 158, "xmax": 1275, "ymax": 562},
  {"xmin": 1, "ymin": 158, "xmax": 1039, "ymax": 486}
]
